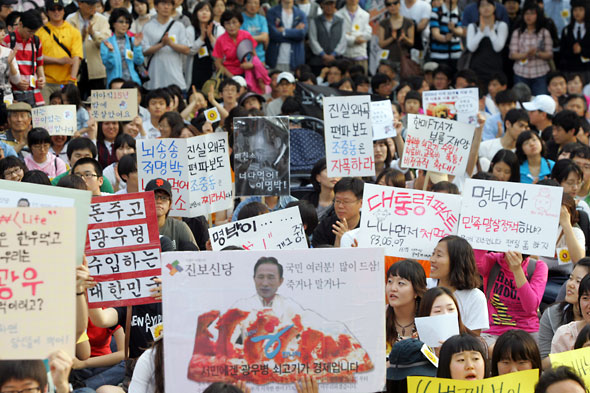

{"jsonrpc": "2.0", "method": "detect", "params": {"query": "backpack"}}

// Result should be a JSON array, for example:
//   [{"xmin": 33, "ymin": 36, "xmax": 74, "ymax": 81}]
[{"xmin": 485, "ymin": 257, "xmax": 537, "ymax": 300}]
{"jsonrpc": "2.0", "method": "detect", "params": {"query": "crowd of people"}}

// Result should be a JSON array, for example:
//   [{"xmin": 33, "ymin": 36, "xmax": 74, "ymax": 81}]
[{"xmin": 2, "ymin": 0, "xmax": 590, "ymax": 391}]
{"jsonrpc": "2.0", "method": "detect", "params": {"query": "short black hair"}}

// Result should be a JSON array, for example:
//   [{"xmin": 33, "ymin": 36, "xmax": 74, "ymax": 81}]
[
  {"xmin": 113, "ymin": 133, "xmax": 136, "ymax": 152},
  {"xmin": 286, "ymin": 200, "xmax": 318, "ymax": 238},
  {"xmin": 67, "ymin": 137, "xmax": 97, "ymax": 160},
  {"xmin": 153, "ymin": 0, "xmax": 174, "ymax": 6},
  {"xmin": 21, "ymin": 170, "xmax": 51, "ymax": 185},
  {"xmin": 237, "ymin": 201, "xmax": 269, "ymax": 220},
  {"xmin": 27, "ymin": 127, "xmax": 51, "ymax": 147},
  {"xmin": 0, "ymin": 156, "xmax": 27, "ymax": 179},
  {"xmin": 117, "ymin": 153, "xmax": 137, "ymax": 181},
  {"xmin": 431, "ymin": 181, "xmax": 459, "ymax": 194},
  {"xmin": 553, "ymin": 110, "xmax": 580, "ymax": 133},
  {"xmin": 405, "ymin": 90, "xmax": 421, "ymax": 103},
  {"xmin": 495, "ymin": 89, "xmax": 517, "ymax": 104},
  {"xmin": 488, "ymin": 72, "xmax": 508, "ymax": 86},
  {"xmin": 565, "ymin": 93, "xmax": 588, "ymax": 111},
  {"xmin": 454, "ymin": 69, "xmax": 479, "ymax": 86},
  {"xmin": 108, "ymin": 7, "xmax": 133, "ymax": 33},
  {"xmin": 280, "ymin": 96, "xmax": 302, "ymax": 115},
  {"xmin": 72, "ymin": 157, "xmax": 103, "ymax": 178},
  {"xmin": 19, "ymin": 9, "xmax": 43, "ymax": 30},
  {"xmin": 219, "ymin": 78, "xmax": 241, "ymax": 93},
  {"xmin": 505, "ymin": 108, "xmax": 529, "ymax": 127},
  {"xmin": 571, "ymin": 144, "xmax": 590, "ymax": 160},
  {"xmin": 253, "ymin": 256, "xmax": 283, "ymax": 279},
  {"xmin": 333, "ymin": 177, "xmax": 364, "ymax": 200},
  {"xmin": 434, "ymin": 63, "xmax": 453, "ymax": 80},
  {"xmin": 220, "ymin": 9, "xmax": 242, "ymax": 26},
  {"xmin": 109, "ymin": 77, "xmax": 127, "ymax": 89},
  {"xmin": 547, "ymin": 71, "xmax": 567, "ymax": 86},
  {"xmin": 5, "ymin": 11, "xmax": 20, "ymax": 28},
  {"xmin": 534, "ymin": 366, "xmax": 585, "ymax": 393},
  {"xmin": 299, "ymin": 72, "xmax": 317, "ymax": 85},
  {"xmin": 146, "ymin": 88, "xmax": 171, "ymax": 106},
  {"xmin": 0, "ymin": 360, "xmax": 47, "ymax": 390},
  {"xmin": 371, "ymin": 73, "xmax": 391, "ymax": 92},
  {"xmin": 56, "ymin": 173, "xmax": 87, "ymax": 190}
]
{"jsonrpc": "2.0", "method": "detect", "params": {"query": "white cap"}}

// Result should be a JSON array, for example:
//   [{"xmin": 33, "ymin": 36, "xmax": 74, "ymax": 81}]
[
  {"xmin": 277, "ymin": 71, "xmax": 296, "ymax": 84},
  {"xmin": 522, "ymin": 94, "xmax": 556, "ymax": 115},
  {"xmin": 232, "ymin": 75, "xmax": 247, "ymax": 88}
]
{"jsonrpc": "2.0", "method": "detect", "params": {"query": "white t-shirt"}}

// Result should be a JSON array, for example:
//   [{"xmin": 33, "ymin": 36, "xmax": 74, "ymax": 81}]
[
  {"xmin": 478, "ymin": 138, "xmax": 509, "ymax": 172},
  {"xmin": 427, "ymin": 279, "xmax": 490, "ymax": 331},
  {"xmin": 129, "ymin": 346, "xmax": 155, "ymax": 393},
  {"xmin": 340, "ymin": 228, "xmax": 360, "ymax": 248},
  {"xmin": 277, "ymin": 9, "xmax": 294, "ymax": 65}
]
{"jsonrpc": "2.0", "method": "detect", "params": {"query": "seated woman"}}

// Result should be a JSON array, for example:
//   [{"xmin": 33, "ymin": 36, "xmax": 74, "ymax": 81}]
[
  {"xmin": 516, "ymin": 130, "xmax": 554, "ymax": 183},
  {"xmin": 24, "ymin": 128, "xmax": 67, "ymax": 180},
  {"xmin": 551, "ymin": 273, "xmax": 590, "ymax": 354},
  {"xmin": 301, "ymin": 158, "xmax": 340, "ymax": 222}
]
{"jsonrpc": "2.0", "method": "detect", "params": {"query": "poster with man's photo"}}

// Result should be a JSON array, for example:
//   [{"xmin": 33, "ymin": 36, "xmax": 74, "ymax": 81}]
[
  {"xmin": 162, "ymin": 248, "xmax": 386, "ymax": 393},
  {"xmin": 234, "ymin": 116, "xmax": 290, "ymax": 196}
]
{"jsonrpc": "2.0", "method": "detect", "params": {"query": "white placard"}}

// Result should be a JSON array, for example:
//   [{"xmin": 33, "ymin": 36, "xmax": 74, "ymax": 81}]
[
  {"xmin": 458, "ymin": 179, "xmax": 562, "ymax": 257},
  {"xmin": 323, "ymin": 95, "xmax": 374, "ymax": 177},
  {"xmin": 358, "ymin": 184, "xmax": 461, "ymax": 259},
  {"xmin": 422, "ymin": 88, "xmax": 479, "ymax": 125},
  {"xmin": 209, "ymin": 207, "xmax": 307, "ymax": 251},
  {"xmin": 32, "ymin": 105, "xmax": 77, "ymax": 136},
  {"xmin": 162, "ymin": 248, "xmax": 386, "ymax": 393},
  {"xmin": 402, "ymin": 114, "xmax": 475, "ymax": 176},
  {"xmin": 370, "ymin": 100, "xmax": 395, "ymax": 140},
  {"xmin": 415, "ymin": 313, "xmax": 460, "ymax": 348}
]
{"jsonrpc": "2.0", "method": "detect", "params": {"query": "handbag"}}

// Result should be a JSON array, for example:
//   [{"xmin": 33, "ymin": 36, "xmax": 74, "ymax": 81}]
[
  {"xmin": 201, "ymin": 69, "xmax": 224, "ymax": 99},
  {"xmin": 399, "ymin": 51, "xmax": 421, "ymax": 79}
]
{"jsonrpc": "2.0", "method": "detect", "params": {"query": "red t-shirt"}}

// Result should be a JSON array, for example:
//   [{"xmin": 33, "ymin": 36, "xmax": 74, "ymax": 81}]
[
  {"xmin": 87, "ymin": 318, "xmax": 121, "ymax": 357},
  {"xmin": 212, "ymin": 30, "xmax": 257, "ymax": 76}
]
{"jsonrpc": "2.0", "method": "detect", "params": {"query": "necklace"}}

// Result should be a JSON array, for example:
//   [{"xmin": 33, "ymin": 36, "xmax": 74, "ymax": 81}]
[{"xmin": 394, "ymin": 319, "xmax": 415, "ymax": 337}]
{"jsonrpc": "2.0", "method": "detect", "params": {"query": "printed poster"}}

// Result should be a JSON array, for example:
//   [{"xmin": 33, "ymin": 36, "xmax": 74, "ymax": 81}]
[
  {"xmin": 85, "ymin": 192, "xmax": 161, "ymax": 308},
  {"xmin": 402, "ymin": 114, "xmax": 475, "ymax": 176},
  {"xmin": 32, "ymin": 105, "xmax": 77, "ymax": 136},
  {"xmin": 370, "ymin": 100, "xmax": 395, "ymax": 140},
  {"xmin": 358, "ymin": 184, "xmax": 461, "ymax": 259},
  {"xmin": 323, "ymin": 95, "xmax": 374, "ymax": 177},
  {"xmin": 0, "ymin": 208, "xmax": 76, "ymax": 359},
  {"xmin": 458, "ymin": 179, "xmax": 563, "ymax": 256},
  {"xmin": 138, "ymin": 133, "xmax": 233, "ymax": 217},
  {"xmin": 0, "ymin": 179, "xmax": 91, "ymax": 264},
  {"xmin": 91, "ymin": 89, "xmax": 138, "ymax": 121},
  {"xmin": 234, "ymin": 116, "xmax": 290, "ymax": 196},
  {"xmin": 423, "ymin": 87, "xmax": 479, "ymax": 125},
  {"xmin": 162, "ymin": 248, "xmax": 386, "ymax": 393},
  {"xmin": 209, "ymin": 207, "xmax": 307, "ymax": 251}
]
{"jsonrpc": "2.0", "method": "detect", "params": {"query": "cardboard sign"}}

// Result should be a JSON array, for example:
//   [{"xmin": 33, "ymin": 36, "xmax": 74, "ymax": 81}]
[
  {"xmin": 407, "ymin": 369, "xmax": 538, "ymax": 393},
  {"xmin": 90, "ymin": 89, "xmax": 138, "ymax": 121},
  {"xmin": 234, "ymin": 116, "xmax": 290, "ymax": 196},
  {"xmin": 0, "ymin": 208, "xmax": 76, "ymax": 359},
  {"xmin": 550, "ymin": 347, "xmax": 590, "ymax": 390},
  {"xmin": 0, "ymin": 180, "xmax": 91, "ymax": 264},
  {"xmin": 402, "ymin": 114, "xmax": 475, "ymax": 176},
  {"xmin": 358, "ymin": 184, "xmax": 461, "ymax": 259},
  {"xmin": 370, "ymin": 100, "xmax": 396, "ymax": 140},
  {"xmin": 32, "ymin": 105, "xmax": 77, "ymax": 135},
  {"xmin": 85, "ymin": 192, "xmax": 161, "ymax": 308},
  {"xmin": 423, "ymin": 87, "xmax": 479, "ymax": 125},
  {"xmin": 162, "ymin": 248, "xmax": 386, "ymax": 393},
  {"xmin": 138, "ymin": 133, "xmax": 233, "ymax": 217},
  {"xmin": 323, "ymin": 95, "xmax": 374, "ymax": 177},
  {"xmin": 209, "ymin": 207, "xmax": 307, "ymax": 251},
  {"xmin": 458, "ymin": 179, "xmax": 562, "ymax": 256}
]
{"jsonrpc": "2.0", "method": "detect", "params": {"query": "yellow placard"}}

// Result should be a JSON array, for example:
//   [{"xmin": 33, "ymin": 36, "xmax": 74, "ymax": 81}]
[
  {"xmin": 0, "ymin": 208, "xmax": 77, "ymax": 360},
  {"xmin": 550, "ymin": 346, "xmax": 590, "ymax": 389},
  {"xmin": 407, "ymin": 369, "xmax": 538, "ymax": 393}
]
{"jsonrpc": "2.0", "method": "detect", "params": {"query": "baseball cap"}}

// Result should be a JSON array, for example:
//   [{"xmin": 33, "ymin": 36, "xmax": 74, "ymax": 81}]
[
  {"xmin": 428, "ymin": 171, "xmax": 448, "ymax": 184},
  {"xmin": 7, "ymin": 102, "xmax": 32, "ymax": 113},
  {"xmin": 387, "ymin": 339, "xmax": 438, "ymax": 380},
  {"xmin": 80, "ymin": 0, "xmax": 100, "ymax": 3},
  {"xmin": 239, "ymin": 91, "xmax": 266, "ymax": 106},
  {"xmin": 45, "ymin": 0, "xmax": 64, "ymax": 8},
  {"xmin": 277, "ymin": 72, "xmax": 295, "ymax": 84},
  {"xmin": 145, "ymin": 178, "xmax": 172, "ymax": 199},
  {"xmin": 522, "ymin": 94, "xmax": 556, "ymax": 115},
  {"xmin": 232, "ymin": 75, "xmax": 247, "ymax": 88}
]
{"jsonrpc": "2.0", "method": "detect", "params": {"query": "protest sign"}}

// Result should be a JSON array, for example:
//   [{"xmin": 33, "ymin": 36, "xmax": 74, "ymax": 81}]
[
  {"xmin": 90, "ymin": 89, "xmax": 138, "ymax": 121},
  {"xmin": 358, "ymin": 184, "xmax": 461, "ymax": 259},
  {"xmin": 402, "ymin": 114, "xmax": 475, "ymax": 176},
  {"xmin": 233, "ymin": 116, "xmax": 290, "ymax": 196},
  {"xmin": 323, "ymin": 95, "xmax": 374, "ymax": 177},
  {"xmin": 209, "ymin": 206, "xmax": 307, "ymax": 251},
  {"xmin": 550, "ymin": 347, "xmax": 590, "ymax": 390},
  {"xmin": 32, "ymin": 105, "xmax": 77, "ymax": 136},
  {"xmin": 414, "ymin": 313, "xmax": 459, "ymax": 348},
  {"xmin": 0, "ymin": 207, "xmax": 76, "ymax": 359},
  {"xmin": 458, "ymin": 179, "xmax": 562, "ymax": 256},
  {"xmin": 0, "ymin": 180, "xmax": 91, "ymax": 264},
  {"xmin": 407, "ymin": 369, "xmax": 538, "ymax": 393},
  {"xmin": 423, "ymin": 87, "xmax": 479, "ymax": 125},
  {"xmin": 162, "ymin": 247, "xmax": 385, "ymax": 393},
  {"xmin": 138, "ymin": 133, "xmax": 233, "ymax": 217},
  {"xmin": 85, "ymin": 192, "xmax": 161, "ymax": 308},
  {"xmin": 370, "ymin": 100, "xmax": 395, "ymax": 140}
]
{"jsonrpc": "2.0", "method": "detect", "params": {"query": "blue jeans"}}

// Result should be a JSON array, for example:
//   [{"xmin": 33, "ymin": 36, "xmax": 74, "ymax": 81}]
[
  {"xmin": 513, "ymin": 74, "xmax": 548, "ymax": 96},
  {"xmin": 71, "ymin": 361, "xmax": 126, "ymax": 390}
]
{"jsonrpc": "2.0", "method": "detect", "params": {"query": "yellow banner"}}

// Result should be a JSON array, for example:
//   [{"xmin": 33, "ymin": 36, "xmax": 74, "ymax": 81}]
[
  {"xmin": 407, "ymin": 368, "xmax": 539, "ymax": 393},
  {"xmin": 550, "ymin": 346, "xmax": 590, "ymax": 391}
]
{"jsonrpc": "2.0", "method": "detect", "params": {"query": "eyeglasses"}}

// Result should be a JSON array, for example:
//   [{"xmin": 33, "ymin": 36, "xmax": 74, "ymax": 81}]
[
  {"xmin": 334, "ymin": 198, "xmax": 359, "ymax": 206},
  {"xmin": 3, "ymin": 167, "xmax": 23, "ymax": 177},
  {"xmin": 1, "ymin": 387, "xmax": 42, "ymax": 393},
  {"xmin": 31, "ymin": 143, "xmax": 50, "ymax": 150},
  {"xmin": 76, "ymin": 172, "xmax": 99, "ymax": 179},
  {"xmin": 154, "ymin": 194, "xmax": 171, "ymax": 202}
]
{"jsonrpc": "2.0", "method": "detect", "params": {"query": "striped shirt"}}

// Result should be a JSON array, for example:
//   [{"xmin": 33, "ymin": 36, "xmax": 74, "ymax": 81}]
[
  {"xmin": 429, "ymin": 4, "xmax": 462, "ymax": 60},
  {"xmin": 1, "ymin": 30, "xmax": 45, "ymax": 105}
]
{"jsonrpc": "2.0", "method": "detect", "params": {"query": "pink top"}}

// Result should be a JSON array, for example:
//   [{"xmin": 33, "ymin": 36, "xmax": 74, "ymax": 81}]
[
  {"xmin": 212, "ymin": 30, "xmax": 257, "ymax": 76},
  {"xmin": 25, "ymin": 152, "xmax": 68, "ymax": 179},
  {"xmin": 475, "ymin": 250, "xmax": 548, "ymax": 335}
]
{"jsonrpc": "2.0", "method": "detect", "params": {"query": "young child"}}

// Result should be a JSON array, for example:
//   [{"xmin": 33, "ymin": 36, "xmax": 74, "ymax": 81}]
[
  {"xmin": 491, "ymin": 329, "xmax": 542, "ymax": 377},
  {"xmin": 437, "ymin": 334, "xmax": 488, "ymax": 380},
  {"xmin": 0, "ymin": 350, "xmax": 74, "ymax": 393},
  {"xmin": 142, "ymin": 88, "xmax": 171, "ymax": 139}
]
